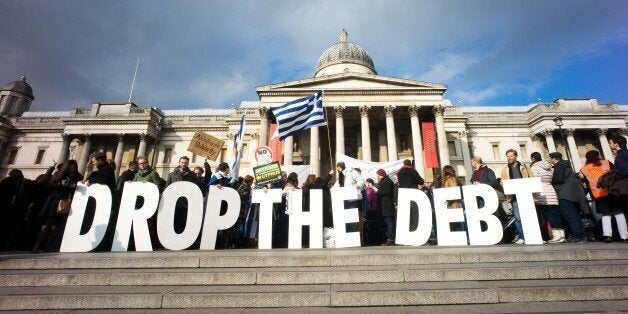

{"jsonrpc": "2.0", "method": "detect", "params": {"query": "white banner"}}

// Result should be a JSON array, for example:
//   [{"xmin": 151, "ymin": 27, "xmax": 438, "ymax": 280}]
[{"xmin": 337, "ymin": 154, "xmax": 405, "ymax": 182}]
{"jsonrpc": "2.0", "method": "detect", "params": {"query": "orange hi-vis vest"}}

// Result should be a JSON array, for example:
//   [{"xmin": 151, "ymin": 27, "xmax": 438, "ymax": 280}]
[{"xmin": 580, "ymin": 160, "xmax": 610, "ymax": 199}]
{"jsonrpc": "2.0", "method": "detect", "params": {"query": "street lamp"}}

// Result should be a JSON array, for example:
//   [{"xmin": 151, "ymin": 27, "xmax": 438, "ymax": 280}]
[{"xmin": 553, "ymin": 116, "xmax": 573, "ymax": 169}]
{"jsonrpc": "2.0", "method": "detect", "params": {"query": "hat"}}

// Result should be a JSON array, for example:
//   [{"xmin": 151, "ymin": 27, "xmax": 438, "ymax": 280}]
[
  {"xmin": 549, "ymin": 152, "xmax": 562, "ymax": 159},
  {"xmin": 376, "ymin": 169, "xmax": 386, "ymax": 177}
]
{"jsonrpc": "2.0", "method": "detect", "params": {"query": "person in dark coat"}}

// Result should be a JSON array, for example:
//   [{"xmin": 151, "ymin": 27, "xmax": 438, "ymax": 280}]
[
  {"xmin": 470, "ymin": 156, "xmax": 498, "ymax": 188},
  {"xmin": 397, "ymin": 159, "xmax": 425, "ymax": 231},
  {"xmin": 166, "ymin": 156, "xmax": 197, "ymax": 235},
  {"xmin": 32, "ymin": 160, "xmax": 82, "ymax": 252},
  {"xmin": 86, "ymin": 153, "xmax": 116, "ymax": 192},
  {"xmin": 549, "ymin": 152, "xmax": 587, "ymax": 242},
  {"xmin": 116, "ymin": 161, "xmax": 138, "ymax": 192},
  {"xmin": 372, "ymin": 168, "xmax": 395, "ymax": 245}
]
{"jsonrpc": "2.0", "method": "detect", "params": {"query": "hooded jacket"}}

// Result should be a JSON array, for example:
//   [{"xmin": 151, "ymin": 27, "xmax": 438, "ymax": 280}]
[{"xmin": 530, "ymin": 160, "xmax": 559, "ymax": 205}]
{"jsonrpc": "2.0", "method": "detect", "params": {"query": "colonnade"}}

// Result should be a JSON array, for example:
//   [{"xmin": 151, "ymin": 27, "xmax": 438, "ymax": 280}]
[
  {"xmin": 258, "ymin": 105, "xmax": 450, "ymax": 176},
  {"xmin": 538, "ymin": 128, "xmax": 622, "ymax": 170}
]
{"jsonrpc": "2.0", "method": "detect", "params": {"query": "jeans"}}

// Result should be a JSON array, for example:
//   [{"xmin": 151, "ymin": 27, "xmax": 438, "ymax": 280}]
[
  {"xmin": 512, "ymin": 200, "xmax": 524, "ymax": 240},
  {"xmin": 559, "ymin": 199, "xmax": 586, "ymax": 239},
  {"xmin": 384, "ymin": 216, "xmax": 395, "ymax": 242}
]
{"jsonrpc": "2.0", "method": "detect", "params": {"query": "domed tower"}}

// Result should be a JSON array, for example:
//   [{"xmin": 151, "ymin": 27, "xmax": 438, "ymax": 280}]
[
  {"xmin": 314, "ymin": 29, "xmax": 377, "ymax": 77},
  {"xmin": 0, "ymin": 76, "xmax": 34, "ymax": 117}
]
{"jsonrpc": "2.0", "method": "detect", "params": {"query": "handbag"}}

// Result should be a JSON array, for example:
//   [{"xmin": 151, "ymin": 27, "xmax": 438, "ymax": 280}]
[{"xmin": 56, "ymin": 198, "xmax": 72, "ymax": 215}]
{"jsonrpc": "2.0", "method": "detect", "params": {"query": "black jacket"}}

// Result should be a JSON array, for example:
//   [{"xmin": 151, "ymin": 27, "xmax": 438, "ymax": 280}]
[
  {"xmin": 88, "ymin": 163, "xmax": 116, "ymax": 193},
  {"xmin": 551, "ymin": 160, "xmax": 581, "ymax": 203},
  {"xmin": 397, "ymin": 166, "xmax": 424, "ymax": 189},
  {"xmin": 377, "ymin": 176, "xmax": 395, "ymax": 217}
]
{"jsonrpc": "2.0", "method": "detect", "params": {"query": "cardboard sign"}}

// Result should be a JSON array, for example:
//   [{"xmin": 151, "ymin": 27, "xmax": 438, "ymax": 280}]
[
  {"xmin": 187, "ymin": 131, "xmax": 225, "ymax": 161},
  {"xmin": 253, "ymin": 161, "xmax": 282, "ymax": 185}
]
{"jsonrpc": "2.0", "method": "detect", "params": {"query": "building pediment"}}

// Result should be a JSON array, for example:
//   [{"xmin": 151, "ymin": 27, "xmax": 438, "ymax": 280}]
[{"xmin": 256, "ymin": 72, "xmax": 446, "ymax": 96}]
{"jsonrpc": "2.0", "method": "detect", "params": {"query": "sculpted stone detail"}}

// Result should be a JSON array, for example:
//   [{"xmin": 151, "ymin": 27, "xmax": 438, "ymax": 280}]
[
  {"xmin": 117, "ymin": 134, "xmax": 125, "ymax": 142},
  {"xmin": 333, "ymin": 105, "xmax": 346, "ymax": 118},
  {"xmin": 542, "ymin": 129, "xmax": 554, "ymax": 137},
  {"xmin": 62, "ymin": 133, "xmax": 72, "ymax": 143},
  {"xmin": 258, "ymin": 107, "xmax": 269, "ymax": 118},
  {"xmin": 433, "ymin": 105, "xmax": 445, "ymax": 117},
  {"xmin": 566, "ymin": 129, "xmax": 576, "ymax": 137},
  {"xmin": 596, "ymin": 128, "xmax": 608, "ymax": 136},
  {"xmin": 408, "ymin": 105, "xmax": 421, "ymax": 117},
  {"xmin": 359, "ymin": 105, "xmax": 371, "ymax": 117},
  {"xmin": 384, "ymin": 105, "xmax": 396, "ymax": 117}
]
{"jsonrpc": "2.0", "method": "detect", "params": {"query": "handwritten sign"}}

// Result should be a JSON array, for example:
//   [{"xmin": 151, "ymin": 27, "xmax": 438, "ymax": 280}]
[
  {"xmin": 187, "ymin": 131, "xmax": 224, "ymax": 161},
  {"xmin": 253, "ymin": 161, "xmax": 282, "ymax": 185}
]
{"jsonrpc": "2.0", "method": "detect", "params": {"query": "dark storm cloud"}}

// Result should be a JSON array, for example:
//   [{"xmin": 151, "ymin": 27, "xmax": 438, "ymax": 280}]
[{"xmin": 0, "ymin": 0, "xmax": 626, "ymax": 111}]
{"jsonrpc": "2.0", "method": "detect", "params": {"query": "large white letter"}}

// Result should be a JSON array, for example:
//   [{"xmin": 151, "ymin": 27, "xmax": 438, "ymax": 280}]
[
  {"xmin": 200, "ymin": 186, "xmax": 240, "ymax": 250},
  {"xmin": 395, "ymin": 188, "xmax": 432, "ymax": 246},
  {"xmin": 433, "ymin": 186, "xmax": 467, "ymax": 246},
  {"xmin": 288, "ymin": 189, "xmax": 323, "ymax": 249},
  {"xmin": 251, "ymin": 188, "xmax": 282, "ymax": 249},
  {"xmin": 112, "ymin": 182, "xmax": 159, "ymax": 252},
  {"xmin": 503, "ymin": 177, "xmax": 544, "ymax": 245},
  {"xmin": 157, "ymin": 181, "xmax": 204, "ymax": 250},
  {"xmin": 462, "ymin": 184, "xmax": 502, "ymax": 245},
  {"xmin": 60, "ymin": 183, "xmax": 112, "ymax": 252},
  {"xmin": 331, "ymin": 187, "xmax": 360, "ymax": 248}
]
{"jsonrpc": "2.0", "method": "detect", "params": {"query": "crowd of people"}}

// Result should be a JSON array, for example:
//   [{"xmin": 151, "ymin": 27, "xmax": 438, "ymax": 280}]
[{"xmin": 1, "ymin": 135, "xmax": 626, "ymax": 252}]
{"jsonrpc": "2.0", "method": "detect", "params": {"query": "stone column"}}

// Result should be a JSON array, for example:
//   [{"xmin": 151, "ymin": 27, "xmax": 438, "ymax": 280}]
[
  {"xmin": 283, "ymin": 136, "xmax": 294, "ymax": 165},
  {"xmin": 408, "ymin": 105, "xmax": 425, "ymax": 176},
  {"xmin": 58, "ymin": 134, "xmax": 72, "ymax": 163},
  {"xmin": 566, "ymin": 129, "xmax": 582, "ymax": 170},
  {"xmin": 259, "ymin": 107, "xmax": 269, "ymax": 147},
  {"xmin": 359, "ymin": 105, "xmax": 372, "ymax": 162},
  {"xmin": 334, "ymin": 106, "xmax": 345, "ymax": 162},
  {"xmin": 310, "ymin": 126, "xmax": 320, "ymax": 176},
  {"xmin": 433, "ymin": 106, "xmax": 450, "ymax": 166},
  {"xmin": 114, "ymin": 134, "xmax": 125, "ymax": 177},
  {"xmin": 378, "ymin": 129, "xmax": 388, "ymax": 162},
  {"xmin": 0, "ymin": 139, "xmax": 6, "ymax": 160},
  {"xmin": 596, "ymin": 129, "xmax": 614, "ymax": 162},
  {"xmin": 459, "ymin": 131, "xmax": 472, "ymax": 182},
  {"xmin": 384, "ymin": 105, "xmax": 398, "ymax": 161},
  {"xmin": 543, "ymin": 129, "xmax": 556, "ymax": 154},
  {"xmin": 77, "ymin": 134, "xmax": 92, "ymax": 175},
  {"xmin": 137, "ymin": 133, "xmax": 148, "ymax": 157}
]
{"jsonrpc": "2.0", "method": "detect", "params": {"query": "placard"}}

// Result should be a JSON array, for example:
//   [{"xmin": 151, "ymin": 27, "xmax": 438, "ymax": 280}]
[
  {"xmin": 255, "ymin": 146, "xmax": 273, "ymax": 166},
  {"xmin": 253, "ymin": 161, "xmax": 283, "ymax": 185},
  {"xmin": 187, "ymin": 131, "xmax": 225, "ymax": 161}
]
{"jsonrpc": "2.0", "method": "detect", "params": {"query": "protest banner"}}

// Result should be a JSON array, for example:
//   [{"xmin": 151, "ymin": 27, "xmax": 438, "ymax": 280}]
[
  {"xmin": 253, "ymin": 161, "xmax": 283, "ymax": 185},
  {"xmin": 187, "ymin": 131, "xmax": 225, "ymax": 161}
]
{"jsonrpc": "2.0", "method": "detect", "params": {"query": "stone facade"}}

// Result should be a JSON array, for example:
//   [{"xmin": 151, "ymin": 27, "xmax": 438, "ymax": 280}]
[{"xmin": 1, "ymin": 31, "xmax": 627, "ymax": 181}]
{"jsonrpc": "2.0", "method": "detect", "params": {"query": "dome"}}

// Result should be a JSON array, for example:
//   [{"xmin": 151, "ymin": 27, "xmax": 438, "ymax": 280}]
[
  {"xmin": 314, "ymin": 30, "xmax": 376, "ymax": 77},
  {"xmin": 1, "ymin": 76, "xmax": 34, "ymax": 99}
]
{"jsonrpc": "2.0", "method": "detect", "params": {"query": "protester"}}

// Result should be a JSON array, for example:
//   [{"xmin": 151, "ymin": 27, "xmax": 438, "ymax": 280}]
[
  {"xmin": 549, "ymin": 152, "xmax": 587, "ymax": 243},
  {"xmin": 579, "ymin": 150, "xmax": 627, "ymax": 242},
  {"xmin": 32, "ymin": 160, "xmax": 82, "ymax": 253},
  {"xmin": 470, "ymin": 156, "xmax": 498, "ymax": 188},
  {"xmin": 208, "ymin": 162, "xmax": 233, "ymax": 248},
  {"xmin": 608, "ymin": 135, "xmax": 628, "ymax": 209},
  {"xmin": 397, "ymin": 159, "xmax": 424, "ymax": 231},
  {"xmin": 0, "ymin": 169, "xmax": 26, "ymax": 250},
  {"xmin": 500, "ymin": 149, "xmax": 534, "ymax": 244},
  {"xmin": 372, "ymin": 168, "xmax": 395, "ymax": 245},
  {"xmin": 530, "ymin": 152, "xmax": 564, "ymax": 243},
  {"xmin": 234, "ymin": 175, "xmax": 254, "ymax": 248},
  {"xmin": 86, "ymin": 153, "xmax": 116, "ymax": 191},
  {"xmin": 165, "ymin": 156, "xmax": 197, "ymax": 235},
  {"xmin": 116, "ymin": 161, "xmax": 138, "ymax": 192},
  {"xmin": 133, "ymin": 156, "xmax": 161, "ymax": 185}
]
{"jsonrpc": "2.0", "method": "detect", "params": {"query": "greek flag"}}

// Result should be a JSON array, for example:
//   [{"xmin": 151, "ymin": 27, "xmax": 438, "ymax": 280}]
[
  {"xmin": 271, "ymin": 91, "xmax": 326, "ymax": 141},
  {"xmin": 230, "ymin": 114, "xmax": 246, "ymax": 182}
]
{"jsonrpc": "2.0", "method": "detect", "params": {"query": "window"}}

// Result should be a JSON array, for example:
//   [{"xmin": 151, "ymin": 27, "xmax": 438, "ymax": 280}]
[
  {"xmin": 492, "ymin": 143, "xmax": 500, "ymax": 160},
  {"xmin": 448, "ymin": 141, "xmax": 457, "ymax": 157},
  {"xmin": 468, "ymin": 142, "xmax": 474, "ymax": 158},
  {"xmin": 400, "ymin": 134, "xmax": 409, "ymax": 151},
  {"xmin": 35, "ymin": 148, "xmax": 46, "ymax": 164},
  {"xmin": 7, "ymin": 148, "xmax": 19, "ymax": 165},
  {"xmin": 191, "ymin": 153, "xmax": 197, "ymax": 163},
  {"xmin": 163, "ymin": 148, "xmax": 173, "ymax": 164},
  {"xmin": 220, "ymin": 147, "xmax": 227, "ymax": 162},
  {"xmin": 518, "ymin": 143, "xmax": 527, "ymax": 158}
]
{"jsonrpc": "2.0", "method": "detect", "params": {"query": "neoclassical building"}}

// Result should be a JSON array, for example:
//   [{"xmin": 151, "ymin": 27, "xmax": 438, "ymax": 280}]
[{"xmin": 1, "ymin": 30, "xmax": 627, "ymax": 182}]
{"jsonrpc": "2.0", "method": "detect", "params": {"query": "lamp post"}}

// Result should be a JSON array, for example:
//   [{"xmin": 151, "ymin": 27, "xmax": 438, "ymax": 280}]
[{"xmin": 553, "ymin": 116, "xmax": 573, "ymax": 169}]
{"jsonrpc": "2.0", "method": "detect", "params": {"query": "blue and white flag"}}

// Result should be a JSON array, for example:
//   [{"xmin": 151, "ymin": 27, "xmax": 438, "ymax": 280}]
[
  {"xmin": 230, "ymin": 114, "xmax": 246, "ymax": 182},
  {"xmin": 271, "ymin": 91, "xmax": 326, "ymax": 141}
]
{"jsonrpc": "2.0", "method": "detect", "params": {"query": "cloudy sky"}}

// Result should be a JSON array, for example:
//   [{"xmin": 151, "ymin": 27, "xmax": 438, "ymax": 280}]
[{"xmin": 1, "ymin": 0, "xmax": 626, "ymax": 111}]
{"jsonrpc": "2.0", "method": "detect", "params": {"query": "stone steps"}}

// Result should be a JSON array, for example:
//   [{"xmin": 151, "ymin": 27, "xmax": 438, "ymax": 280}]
[{"xmin": 0, "ymin": 243, "xmax": 626, "ymax": 310}]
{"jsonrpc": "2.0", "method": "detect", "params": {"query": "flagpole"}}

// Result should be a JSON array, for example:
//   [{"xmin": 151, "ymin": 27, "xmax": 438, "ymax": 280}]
[{"xmin": 322, "ymin": 90, "xmax": 334, "ymax": 172}]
